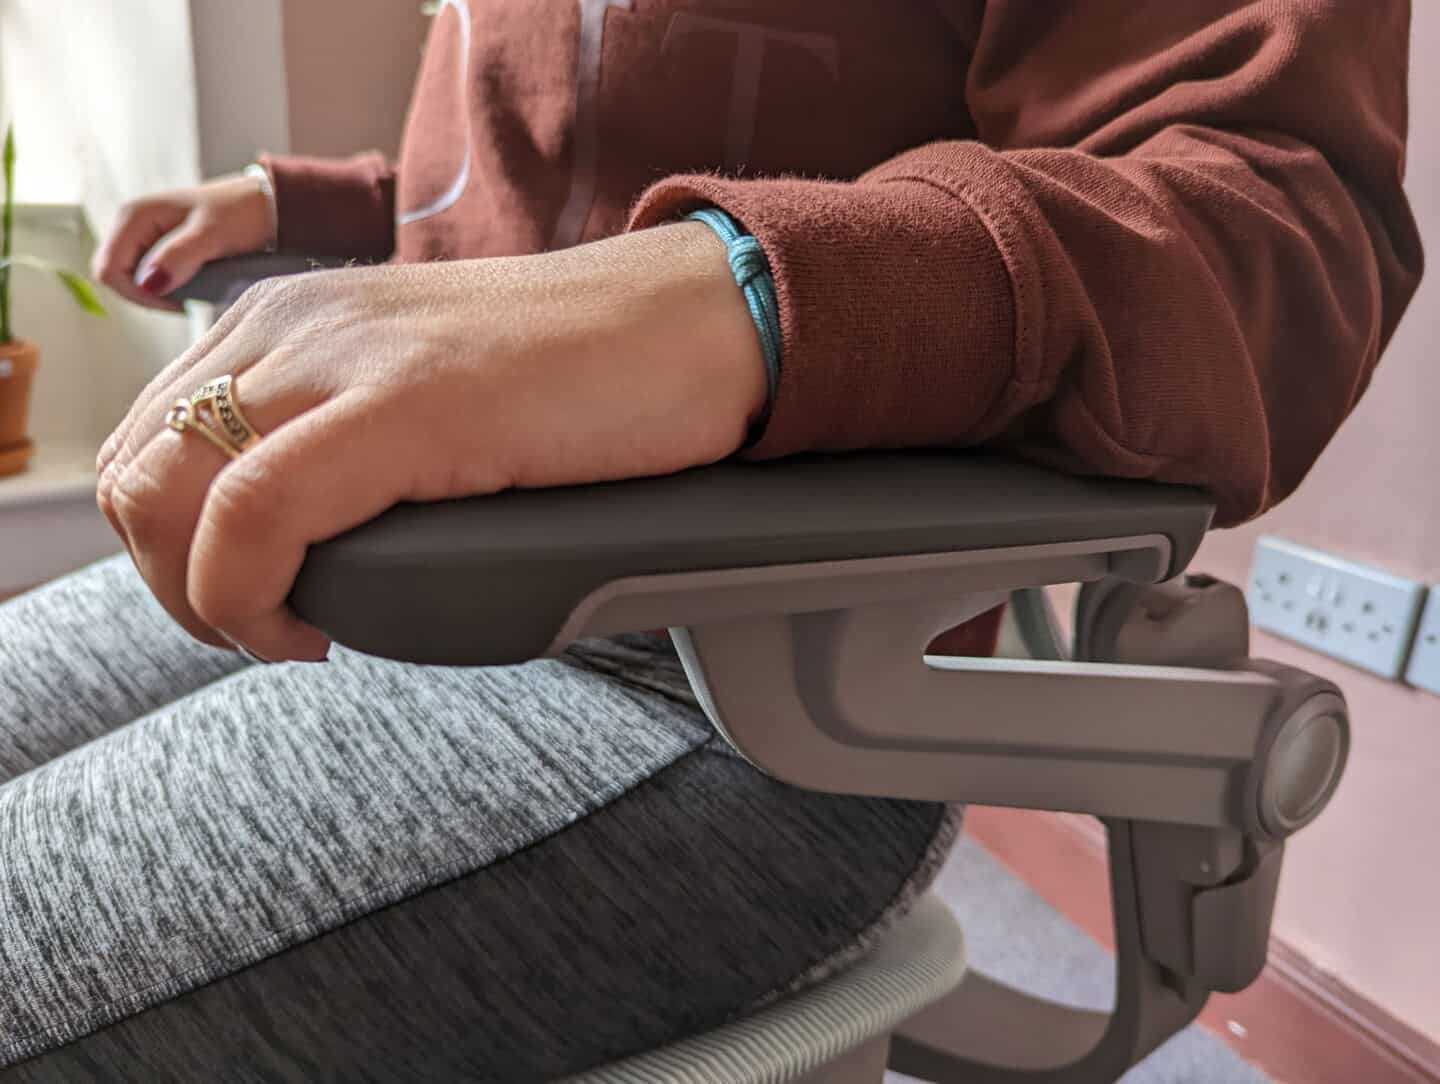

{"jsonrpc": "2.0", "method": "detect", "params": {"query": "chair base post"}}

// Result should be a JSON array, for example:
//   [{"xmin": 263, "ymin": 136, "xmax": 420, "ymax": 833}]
[{"xmin": 888, "ymin": 821, "xmax": 1209, "ymax": 1083}]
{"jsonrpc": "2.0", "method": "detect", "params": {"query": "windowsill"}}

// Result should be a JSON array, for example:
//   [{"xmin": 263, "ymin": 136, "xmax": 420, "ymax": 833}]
[
  {"xmin": 10, "ymin": 202, "xmax": 89, "ymax": 231},
  {"xmin": 0, "ymin": 438, "xmax": 101, "ymax": 510},
  {"xmin": 0, "ymin": 435, "xmax": 119, "ymax": 596}
]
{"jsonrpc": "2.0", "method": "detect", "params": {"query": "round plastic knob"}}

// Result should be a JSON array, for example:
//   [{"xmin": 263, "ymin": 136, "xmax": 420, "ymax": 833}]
[{"xmin": 1256, "ymin": 692, "xmax": 1348, "ymax": 837}]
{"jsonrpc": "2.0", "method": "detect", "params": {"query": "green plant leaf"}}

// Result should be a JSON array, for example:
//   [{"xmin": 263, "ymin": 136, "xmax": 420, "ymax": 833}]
[
  {"xmin": 2, "ymin": 122, "xmax": 13, "ymax": 343},
  {"xmin": 0, "ymin": 255, "xmax": 109, "ymax": 318},
  {"xmin": 54, "ymin": 269, "xmax": 108, "ymax": 317},
  {"xmin": 2, "ymin": 123, "xmax": 13, "ymax": 265},
  {"xmin": 2, "ymin": 124, "xmax": 13, "ymax": 204}
]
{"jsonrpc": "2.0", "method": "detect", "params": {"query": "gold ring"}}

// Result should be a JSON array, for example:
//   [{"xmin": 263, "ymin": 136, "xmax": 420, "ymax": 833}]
[
  {"xmin": 164, "ymin": 399, "xmax": 243, "ymax": 460},
  {"xmin": 189, "ymin": 374, "xmax": 263, "ymax": 453}
]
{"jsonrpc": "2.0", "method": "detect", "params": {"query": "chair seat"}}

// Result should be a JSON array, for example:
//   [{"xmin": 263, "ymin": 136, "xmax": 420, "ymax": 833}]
[{"xmin": 568, "ymin": 893, "xmax": 966, "ymax": 1084}]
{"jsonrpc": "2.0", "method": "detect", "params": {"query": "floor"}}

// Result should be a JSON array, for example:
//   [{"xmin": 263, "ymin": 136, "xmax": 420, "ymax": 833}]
[{"xmin": 886, "ymin": 835, "xmax": 1271, "ymax": 1084}]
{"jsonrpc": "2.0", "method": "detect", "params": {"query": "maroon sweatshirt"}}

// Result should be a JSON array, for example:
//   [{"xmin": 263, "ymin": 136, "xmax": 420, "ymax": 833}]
[{"xmin": 261, "ymin": 0, "xmax": 1422, "ymax": 528}]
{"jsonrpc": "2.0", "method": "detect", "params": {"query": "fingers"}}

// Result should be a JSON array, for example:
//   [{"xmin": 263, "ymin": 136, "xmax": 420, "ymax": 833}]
[
  {"xmin": 93, "ymin": 174, "xmax": 275, "ymax": 314},
  {"xmin": 135, "ymin": 218, "xmax": 227, "ymax": 304},
  {"xmin": 107, "ymin": 426, "xmax": 235, "ymax": 648},
  {"xmin": 91, "ymin": 200, "xmax": 187, "ymax": 312},
  {"xmin": 187, "ymin": 391, "xmax": 506, "ymax": 663},
  {"xmin": 96, "ymin": 327, "xmax": 248, "ymax": 523},
  {"xmin": 96, "ymin": 284, "xmax": 261, "ymax": 488},
  {"xmin": 104, "ymin": 359, "xmax": 331, "ymax": 648}
]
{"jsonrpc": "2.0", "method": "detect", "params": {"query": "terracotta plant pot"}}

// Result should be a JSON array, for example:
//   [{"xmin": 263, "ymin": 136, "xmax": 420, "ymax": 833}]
[{"xmin": 0, "ymin": 338, "xmax": 39, "ymax": 479}]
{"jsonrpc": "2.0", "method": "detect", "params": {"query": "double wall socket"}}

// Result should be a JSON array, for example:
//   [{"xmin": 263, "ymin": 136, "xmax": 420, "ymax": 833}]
[
  {"xmin": 1247, "ymin": 537, "xmax": 1425, "ymax": 680},
  {"xmin": 1404, "ymin": 590, "xmax": 1440, "ymax": 696}
]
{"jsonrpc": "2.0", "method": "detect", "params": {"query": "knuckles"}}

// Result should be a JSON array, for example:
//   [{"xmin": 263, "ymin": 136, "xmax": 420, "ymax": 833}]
[
  {"xmin": 112, "ymin": 200, "xmax": 144, "ymax": 230},
  {"xmin": 103, "ymin": 461, "xmax": 187, "ymax": 549},
  {"xmin": 235, "ymin": 273, "xmax": 298, "ymax": 313},
  {"xmin": 95, "ymin": 476, "xmax": 120, "ymax": 532}
]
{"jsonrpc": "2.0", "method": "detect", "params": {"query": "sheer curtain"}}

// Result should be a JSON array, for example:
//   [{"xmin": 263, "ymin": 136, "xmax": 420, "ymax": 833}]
[{"xmin": 0, "ymin": 0, "xmax": 212, "ymax": 225}]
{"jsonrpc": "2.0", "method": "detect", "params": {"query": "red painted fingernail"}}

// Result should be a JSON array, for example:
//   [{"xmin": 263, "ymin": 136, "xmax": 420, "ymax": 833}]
[{"xmin": 139, "ymin": 266, "xmax": 172, "ymax": 295}]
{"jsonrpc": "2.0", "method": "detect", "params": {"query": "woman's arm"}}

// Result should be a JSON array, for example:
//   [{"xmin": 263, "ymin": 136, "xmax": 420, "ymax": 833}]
[
  {"xmin": 258, "ymin": 151, "xmax": 398, "ymax": 262},
  {"xmin": 629, "ymin": 0, "xmax": 1424, "ymax": 525},
  {"xmin": 91, "ymin": 174, "xmax": 278, "ymax": 311},
  {"xmin": 95, "ymin": 223, "xmax": 765, "ymax": 662},
  {"xmin": 90, "ymin": 151, "xmax": 397, "ymax": 310}
]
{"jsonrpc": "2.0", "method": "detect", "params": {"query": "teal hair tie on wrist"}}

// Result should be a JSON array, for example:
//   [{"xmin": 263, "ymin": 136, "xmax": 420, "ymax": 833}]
[{"xmin": 686, "ymin": 207, "xmax": 781, "ymax": 444}]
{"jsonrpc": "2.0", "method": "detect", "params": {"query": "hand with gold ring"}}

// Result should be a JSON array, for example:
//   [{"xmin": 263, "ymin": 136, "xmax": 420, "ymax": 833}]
[
  {"xmin": 164, "ymin": 374, "xmax": 263, "ymax": 461},
  {"xmin": 95, "ymin": 223, "xmax": 766, "ymax": 662}
]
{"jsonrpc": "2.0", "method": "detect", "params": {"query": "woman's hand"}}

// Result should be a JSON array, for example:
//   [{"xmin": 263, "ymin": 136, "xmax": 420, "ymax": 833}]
[
  {"xmin": 96, "ymin": 223, "xmax": 766, "ymax": 662},
  {"xmin": 91, "ymin": 174, "xmax": 277, "ymax": 311}
]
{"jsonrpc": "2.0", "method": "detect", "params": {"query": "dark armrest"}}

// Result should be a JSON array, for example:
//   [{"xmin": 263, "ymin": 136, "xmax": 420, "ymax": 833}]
[
  {"xmin": 290, "ymin": 451, "xmax": 1213, "ymax": 666},
  {"xmin": 172, "ymin": 254, "xmax": 348, "ymax": 306}
]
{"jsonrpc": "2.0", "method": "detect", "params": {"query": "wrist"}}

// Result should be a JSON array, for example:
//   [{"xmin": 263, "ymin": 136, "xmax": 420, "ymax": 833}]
[
  {"xmin": 230, "ymin": 164, "xmax": 277, "ymax": 253},
  {"xmin": 204, "ymin": 170, "xmax": 277, "ymax": 255},
  {"xmin": 443, "ymin": 225, "xmax": 773, "ymax": 493},
  {"xmin": 683, "ymin": 208, "xmax": 781, "ymax": 446},
  {"xmin": 662, "ymin": 222, "xmax": 770, "ymax": 449},
  {"xmin": 595, "ymin": 222, "xmax": 768, "ymax": 458}
]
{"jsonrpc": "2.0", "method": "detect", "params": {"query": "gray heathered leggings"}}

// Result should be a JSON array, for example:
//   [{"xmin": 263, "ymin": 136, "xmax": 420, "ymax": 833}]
[{"xmin": 0, "ymin": 556, "xmax": 957, "ymax": 1081}]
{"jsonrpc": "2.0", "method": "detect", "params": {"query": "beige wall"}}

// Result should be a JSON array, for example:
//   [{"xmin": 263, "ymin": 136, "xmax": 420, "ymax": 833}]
[
  {"xmin": 1191, "ymin": 4, "xmax": 1440, "ymax": 1043},
  {"xmin": 281, "ymin": 0, "xmax": 428, "ymax": 159},
  {"xmin": 189, "ymin": 0, "xmax": 290, "ymax": 176}
]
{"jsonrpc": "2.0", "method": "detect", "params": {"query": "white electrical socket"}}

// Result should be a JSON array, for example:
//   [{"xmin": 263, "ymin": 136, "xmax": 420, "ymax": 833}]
[
  {"xmin": 1247, "ymin": 537, "xmax": 1425, "ymax": 680},
  {"xmin": 1404, "ymin": 589, "xmax": 1440, "ymax": 696}
]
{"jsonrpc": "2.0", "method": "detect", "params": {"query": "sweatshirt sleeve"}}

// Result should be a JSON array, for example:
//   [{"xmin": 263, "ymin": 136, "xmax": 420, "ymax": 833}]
[
  {"xmin": 628, "ymin": 1, "xmax": 1423, "ymax": 525},
  {"xmin": 257, "ymin": 151, "xmax": 397, "ymax": 262}
]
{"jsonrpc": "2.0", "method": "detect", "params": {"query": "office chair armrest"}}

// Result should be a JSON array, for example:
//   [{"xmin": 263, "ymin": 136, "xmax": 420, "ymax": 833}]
[
  {"xmin": 289, "ymin": 453, "xmax": 1341, "ymax": 836},
  {"xmin": 289, "ymin": 451, "xmax": 1212, "ymax": 666},
  {"xmin": 171, "ymin": 253, "xmax": 348, "ymax": 307}
]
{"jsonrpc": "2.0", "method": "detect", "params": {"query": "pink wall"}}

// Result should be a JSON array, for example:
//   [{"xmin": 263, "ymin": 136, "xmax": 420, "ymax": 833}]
[{"xmin": 1193, "ymin": 5, "xmax": 1440, "ymax": 1042}]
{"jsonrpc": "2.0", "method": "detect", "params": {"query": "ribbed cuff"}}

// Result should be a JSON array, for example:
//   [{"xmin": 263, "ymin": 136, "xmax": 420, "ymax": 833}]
[
  {"xmin": 258, "ymin": 151, "xmax": 397, "ymax": 261},
  {"xmin": 628, "ymin": 149, "xmax": 1024, "ymax": 460}
]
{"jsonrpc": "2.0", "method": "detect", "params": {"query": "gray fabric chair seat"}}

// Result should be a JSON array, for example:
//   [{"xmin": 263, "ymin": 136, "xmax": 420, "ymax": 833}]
[{"xmin": 570, "ymin": 893, "xmax": 966, "ymax": 1084}]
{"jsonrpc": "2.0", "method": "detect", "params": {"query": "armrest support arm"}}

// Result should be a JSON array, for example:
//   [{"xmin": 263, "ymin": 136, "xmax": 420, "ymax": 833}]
[{"xmin": 674, "ymin": 599, "xmax": 1345, "ymax": 837}]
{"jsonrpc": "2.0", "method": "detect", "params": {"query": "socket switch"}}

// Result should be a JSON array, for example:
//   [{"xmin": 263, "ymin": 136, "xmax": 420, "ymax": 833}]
[
  {"xmin": 1248, "ymin": 537, "xmax": 1424, "ymax": 680},
  {"xmin": 1403, "ymin": 589, "xmax": 1440, "ymax": 697}
]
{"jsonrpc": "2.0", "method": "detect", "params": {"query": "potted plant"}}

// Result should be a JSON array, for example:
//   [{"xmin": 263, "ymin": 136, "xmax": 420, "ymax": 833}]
[{"xmin": 0, "ymin": 123, "xmax": 107, "ymax": 478}]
